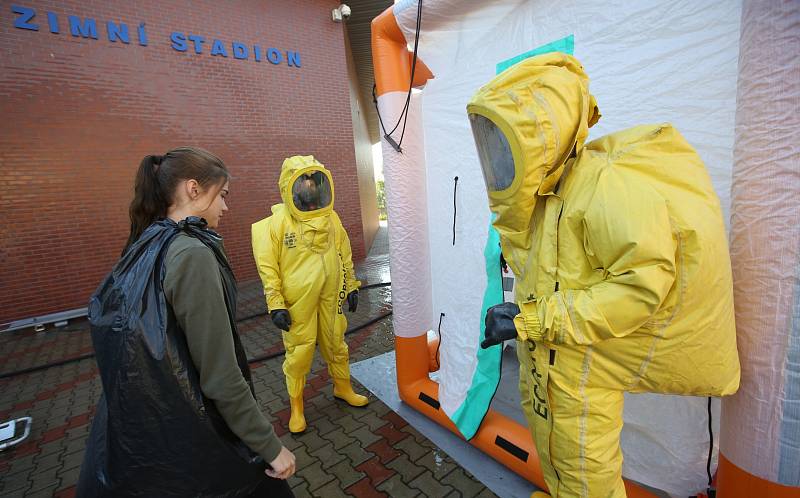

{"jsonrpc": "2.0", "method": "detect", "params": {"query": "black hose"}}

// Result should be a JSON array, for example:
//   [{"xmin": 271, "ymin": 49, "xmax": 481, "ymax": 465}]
[
  {"xmin": 0, "ymin": 352, "xmax": 95, "ymax": 380},
  {"xmin": 434, "ymin": 312, "xmax": 444, "ymax": 370},
  {"xmin": 361, "ymin": 282, "xmax": 392, "ymax": 290},
  {"xmin": 452, "ymin": 176, "xmax": 459, "ymax": 246},
  {"xmin": 0, "ymin": 310, "xmax": 393, "ymax": 380},
  {"xmin": 395, "ymin": 0, "xmax": 423, "ymax": 151},
  {"xmin": 373, "ymin": 0, "xmax": 423, "ymax": 153},
  {"xmin": 247, "ymin": 310, "xmax": 393, "ymax": 365},
  {"xmin": 0, "ymin": 284, "xmax": 392, "ymax": 380},
  {"xmin": 706, "ymin": 396, "xmax": 716, "ymax": 497},
  {"xmin": 235, "ymin": 281, "xmax": 391, "ymax": 323}
]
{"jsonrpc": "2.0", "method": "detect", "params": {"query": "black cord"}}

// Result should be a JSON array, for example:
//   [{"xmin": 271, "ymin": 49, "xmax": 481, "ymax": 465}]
[
  {"xmin": 372, "ymin": 0, "xmax": 423, "ymax": 153},
  {"xmin": 434, "ymin": 312, "xmax": 444, "ymax": 369},
  {"xmin": 706, "ymin": 396, "xmax": 716, "ymax": 497},
  {"xmin": 386, "ymin": 0, "xmax": 422, "ymax": 139},
  {"xmin": 395, "ymin": 0, "xmax": 423, "ymax": 151},
  {"xmin": 499, "ymin": 248, "xmax": 506, "ymax": 303},
  {"xmin": 452, "ymin": 176, "xmax": 459, "ymax": 245}
]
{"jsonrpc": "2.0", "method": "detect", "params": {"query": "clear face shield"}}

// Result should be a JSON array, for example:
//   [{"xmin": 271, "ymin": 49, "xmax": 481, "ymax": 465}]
[
  {"xmin": 291, "ymin": 170, "xmax": 333, "ymax": 213},
  {"xmin": 469, "ymin": 113, "xmax": 516, "ymax": 193}
]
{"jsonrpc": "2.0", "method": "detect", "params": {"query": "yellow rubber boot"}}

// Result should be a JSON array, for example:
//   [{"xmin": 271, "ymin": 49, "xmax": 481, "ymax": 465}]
[
  {"xmin": 288, "ymin": 395, "xmax": 306, "ymax": 433},
  {"xmin": 332, "ymin": 378, "xmax": 368, "ymax": 407},
  {"xmin": 531, "ymin": 492, "xmax": 551, "ymax": 498}
]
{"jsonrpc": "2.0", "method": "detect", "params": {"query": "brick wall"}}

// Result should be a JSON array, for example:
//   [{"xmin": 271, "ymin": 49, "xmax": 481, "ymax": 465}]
[{"xmin": 0, "ymin": 0, "xmax": 366, "ymax": 323}]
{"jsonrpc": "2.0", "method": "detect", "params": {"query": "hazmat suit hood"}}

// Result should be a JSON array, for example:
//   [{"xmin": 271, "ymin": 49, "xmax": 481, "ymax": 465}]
[
  {"xmin": 466, "ymin": 53, "xmax": 600, "ymax": 273},
  {"xmin": 277, "ymin": 155, "xmax": 335, "ymax": 252},
  {"xmin": 278, "ymin": 155, "xmax": 335, "ymax": 221}
]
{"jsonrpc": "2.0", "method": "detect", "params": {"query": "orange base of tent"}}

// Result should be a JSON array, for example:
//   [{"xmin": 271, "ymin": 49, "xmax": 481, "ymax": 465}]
[
  {"xmin": 395, "ymin": 335, "xmax": 659, "ymax": 497},
  {"xmin": 717, "ymin": 453, "xmax": 800, "ymax": 498}
]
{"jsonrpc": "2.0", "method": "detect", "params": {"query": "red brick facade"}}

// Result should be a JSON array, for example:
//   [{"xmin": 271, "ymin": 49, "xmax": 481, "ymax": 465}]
[{"xmin": 0, "ymin": 0, "xmax": 367, "ymax": 323}]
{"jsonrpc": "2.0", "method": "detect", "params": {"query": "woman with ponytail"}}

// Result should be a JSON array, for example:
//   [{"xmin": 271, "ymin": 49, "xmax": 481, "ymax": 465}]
[{"xmin": 78, "ymin": 147, "xmax": 296, "ymax": 497}]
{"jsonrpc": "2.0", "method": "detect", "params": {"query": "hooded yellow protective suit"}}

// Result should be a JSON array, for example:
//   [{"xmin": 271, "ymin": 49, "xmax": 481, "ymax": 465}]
[
  {"xmin": 467, "ymin": 53, "xmax": 740, "ymax": 497},
  {"xmin": 251, "ymin": 156, "xmax": 364, "ymax": 433}
]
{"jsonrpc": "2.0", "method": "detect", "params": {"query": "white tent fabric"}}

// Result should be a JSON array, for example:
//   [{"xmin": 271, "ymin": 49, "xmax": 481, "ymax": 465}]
[
  {"xmin": 382, "ymin": 0, "xmax": 741, "ymax": 495},
  {"xmin": 721, "ymin": 0, "xmax": 800, "ymax": 486}
]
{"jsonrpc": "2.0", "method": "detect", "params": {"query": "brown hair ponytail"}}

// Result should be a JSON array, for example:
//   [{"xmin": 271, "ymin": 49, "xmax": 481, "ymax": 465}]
[{"xmin": 124, "ymin": 147, "xmax": 229, "ymax": 251}]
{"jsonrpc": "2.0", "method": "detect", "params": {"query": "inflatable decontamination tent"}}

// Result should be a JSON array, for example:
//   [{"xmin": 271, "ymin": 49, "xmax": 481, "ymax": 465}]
[{"xmin": 371, "ymin": 0, "xmax": 800, "ymax": 497}]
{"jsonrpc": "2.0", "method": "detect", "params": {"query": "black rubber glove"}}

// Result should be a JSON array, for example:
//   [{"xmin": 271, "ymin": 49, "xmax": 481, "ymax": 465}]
[
  {"xmin": 270, "ymin": 309, "xmax": 292, "ymax": 331},
  {"xmin": 347, "ymin": 291, "xmax": 358, "ymax": 313},
  {"xmin": 480, "ymin": 302, "xmax": 521, "ymax": 349}
]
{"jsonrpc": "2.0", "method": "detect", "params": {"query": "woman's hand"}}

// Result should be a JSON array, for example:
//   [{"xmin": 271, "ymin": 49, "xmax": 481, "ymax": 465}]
[{"xmin": 265, "ymin": 446, "xmax": 296, "ymax": 480}]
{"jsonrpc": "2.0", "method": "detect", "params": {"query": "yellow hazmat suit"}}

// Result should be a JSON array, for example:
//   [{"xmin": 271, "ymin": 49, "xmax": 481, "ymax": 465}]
[
  {"xmin": 468, "ymin": 54, "xmax": 740, "ymax": 497},
  {"xmin": 252, "ymin": 156, "xmax": 365, "ymax": 433}
]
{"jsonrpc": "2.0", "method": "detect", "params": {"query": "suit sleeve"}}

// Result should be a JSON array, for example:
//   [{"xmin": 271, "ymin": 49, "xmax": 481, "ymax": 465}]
[
  {"xmin": 334, "ymin": 212, "xmax": 361, "ymax": 293},
  {"xmin": 251, "ymin": 219, "xmax": 286, "ymax": 311},
  {"xmin": 515, "ymin": 170, "xmax": 676, "ymax": 345}
]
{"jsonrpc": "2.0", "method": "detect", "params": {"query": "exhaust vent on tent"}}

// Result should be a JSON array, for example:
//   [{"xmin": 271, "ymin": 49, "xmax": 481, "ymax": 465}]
[
  {"xmin": 419, "ymin": 392, "xmax": 440, "ymax": 410},
  {"xmin": 495, "ymin": 435, "xmax": 529, "ymax": 462}
]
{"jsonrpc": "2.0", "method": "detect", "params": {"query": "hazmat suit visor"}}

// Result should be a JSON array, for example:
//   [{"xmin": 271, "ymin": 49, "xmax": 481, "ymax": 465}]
[
  {"xmin": 470, "ymin": 113, "xmax": 516, "ymax": 193},
  {"xmin": 291, "ymin": 171, "xmax": 332, "ymax": 214}
]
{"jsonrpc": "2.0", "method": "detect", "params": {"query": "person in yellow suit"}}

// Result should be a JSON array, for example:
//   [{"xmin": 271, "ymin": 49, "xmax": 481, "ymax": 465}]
[
  {"xmin": 252, "ymin": 155, "xmax": 367, "ymax": 434},
  {"xmin": 470, "ymin": 53, "xmax": 740, "ymax": 497}
]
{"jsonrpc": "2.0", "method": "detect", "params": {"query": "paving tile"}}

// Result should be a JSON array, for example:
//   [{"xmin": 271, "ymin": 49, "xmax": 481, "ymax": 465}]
[
  {"xmin": 327, "ymin": 459, "xmax": 367, "ymax": 489},
  {"xmin": 441, "ymin": 467, "xmax": 489, "ymax": 498},
  {"xmin": 291, "ymin": 445, "xmax": 313, "ymax": 469},
  {"xmin": 321, "ymin": 429, "xmax": 356, "ymax": 452},
  {"xmin": 289, "ymin": 478, "xmax": 311, "ymax": 498},
  {"xmin": 311, "ymin": 478, "xmax": 351, "ymax": 498},
  {"xmin": 56, "ymin": 465, "xmax": 81, "ymax": 491},
  {"xmin": 414, "ymin": 448, "xmax": 458, "ymax": 480},
  {"xmin": 33, "ymin": 450, "xmax": 63, "ymax": 473},
  {"xmin": 356, "ymin": 456, "xmax": 396, "ymax": 487},
  {"xmin": 62, "ymin": 439, "xmax": 86, "ymax": 457},
  {"xmin": 309, "ymin": 441, "xmax": 346, "ymax": 470},
  {"xmin": 59, "ymin": 449, "xmax": 85, "ymax": 473},
  {"xmin": 53, "ymin": 486, "xmax": 76, "ymax": 498},
  {"xmin": 0, "ymin": 468, "xmax": 32, "ymax": 496},
  {"xmin": 352, "ymin": 407, "xmax": 388, "ymax": 432},
  {"xmin": 375, "ymin": 422, "xmax": 411, "ymax": 445},
  {"xmin": 347, "ymin": 426, "xmax": 382, "ymax": 448},
  {"xmin": 309, "ymin": 414, "xmax": 338, "ymax": 437},
  {"xmin": 7, "ymin": 454, "xmax": 38, "ymax": 479},
  {"xmin": 345, "ymin": 477, "xmax": 388, "ymax": 498},
  {"xmin": 295, "ymin": 427, "xmax": 330, "ymax": 453},
  {"xmin": 35, "ymin": 440, "xmax": 65, "ymax": 459},
  {"xmin": 394, "ymin": 434, "xmax": 430, "ymax": 462},
  {"xmin": 27, "ymin": 483, "xmax": 60, "ymax": 498},
  {"xmin": 387, "ymin": 454, "xmax": 426, "ymax": 484},
  {"xmin": 332, "ymin": 413, "xmax": 361, "ymax": 434},
  {"xmin": 27, "ymin": 464, "xmax": 60, "ymax": 497},
  {"xmin": 297, "ymin": 460, "xmax": 334, "ymax": 493},
  {"xmin": 376, "ymin": 474, "xmax": 421, "ymax": 498},
  {"xmin": 280, "ymin": 433, "xmax": 303, "ymax": 452},
  {"xmin": 409, "ymin": 469, "xmax": 456, "ymax": 497},
  {"xmin": 365, "ymin": 438, "xmax": 400, "ymax": 465},
  {"xmin": 337, "ymin": 440, "xmax": 374, "ymax": 467}
]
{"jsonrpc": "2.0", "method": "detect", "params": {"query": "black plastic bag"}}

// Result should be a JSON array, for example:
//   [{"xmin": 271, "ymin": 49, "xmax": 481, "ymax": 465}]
[{"xmin": 77, "ymin": 218, "xmax": 266, "ymax": 497}]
